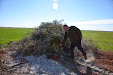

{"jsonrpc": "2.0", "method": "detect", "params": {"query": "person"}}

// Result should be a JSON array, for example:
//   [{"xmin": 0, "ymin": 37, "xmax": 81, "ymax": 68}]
[{"xmin": 59, "ymin": 25, "xmax": 87, "ymax": 60}]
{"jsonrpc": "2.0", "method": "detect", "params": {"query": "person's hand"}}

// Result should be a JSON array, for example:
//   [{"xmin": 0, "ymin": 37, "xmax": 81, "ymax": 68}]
[
  {"xmin": 80, "ymin": 37, "xmax": 82, "ymax": 40},
  {"xmin": 59, "ymin": 43, "xmax": 62, "ymax": 46}
]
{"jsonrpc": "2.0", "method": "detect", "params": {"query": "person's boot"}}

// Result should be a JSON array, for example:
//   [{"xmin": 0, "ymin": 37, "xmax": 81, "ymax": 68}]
[
  {"xmin": 84, "ymin": 55, "xmax": 87, "ymax": 60},
  {"xmin": 83, "ymin": 52, "xmax": 87, "ymax": 60}
]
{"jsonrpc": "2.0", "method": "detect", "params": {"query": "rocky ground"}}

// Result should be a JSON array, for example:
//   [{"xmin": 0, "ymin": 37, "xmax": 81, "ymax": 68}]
[{"xmin": 0, "ymin": 48, "xmax": 113, "ymax": 75}]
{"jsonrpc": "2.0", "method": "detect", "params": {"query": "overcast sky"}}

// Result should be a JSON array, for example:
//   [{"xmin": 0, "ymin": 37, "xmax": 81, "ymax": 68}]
[{"xmin": 0, "ymin": 0, "xmax": 113, "ymax": 31}]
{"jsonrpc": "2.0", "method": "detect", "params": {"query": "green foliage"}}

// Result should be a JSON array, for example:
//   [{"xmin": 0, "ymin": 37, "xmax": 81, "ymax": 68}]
[{"xmin": 15, "ymin": 21, "xmax": 65, "ymax": 56}]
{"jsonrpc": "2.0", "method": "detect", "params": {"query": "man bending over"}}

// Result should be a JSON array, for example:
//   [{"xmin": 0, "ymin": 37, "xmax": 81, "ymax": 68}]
[{"xmin": 59, "ymin": 25, "xmax": 87, "ymax": 60}]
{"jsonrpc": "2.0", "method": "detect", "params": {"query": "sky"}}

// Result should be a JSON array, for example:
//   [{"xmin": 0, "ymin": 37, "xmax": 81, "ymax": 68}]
[{"xmin": 0, "ymin": 0, "xmax": 113, "ymax": 31}]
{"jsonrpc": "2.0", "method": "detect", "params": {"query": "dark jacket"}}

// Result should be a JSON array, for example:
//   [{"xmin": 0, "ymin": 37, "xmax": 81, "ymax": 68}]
[{"xmin": 61, "ymin": 26, "xmax": 82, "ymax": 44}]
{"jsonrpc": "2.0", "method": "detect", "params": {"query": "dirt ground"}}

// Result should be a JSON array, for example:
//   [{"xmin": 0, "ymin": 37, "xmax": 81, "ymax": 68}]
[
  {"xmin": 94, "ymin": 50, "xmax": 113, "ymax": 72},
  {"xmin": 0, "ymin": 49, "xmax": 113, "ymax": 75},
  {"xmin": 50, "ymin": 50, "xmax": 113, "ymax": 75}
]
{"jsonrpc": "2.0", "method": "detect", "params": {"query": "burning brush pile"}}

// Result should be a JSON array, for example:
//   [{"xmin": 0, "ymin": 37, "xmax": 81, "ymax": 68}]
[{"xmin": 14, "ymin": 20, "xmax": 97, "ymax": 59}]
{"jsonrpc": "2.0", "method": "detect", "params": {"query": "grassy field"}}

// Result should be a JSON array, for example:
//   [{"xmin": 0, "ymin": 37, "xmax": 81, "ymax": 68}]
[
  {"xmin": 0, "ymin": 28, "xmax": 34, "ymax": 44},
  {"xmin": 82, "ymin": 31, "xmax": 113, "ymax": 51},
  {"xmin": 0, "ymin": 28, "xmax": 113, "ymax": 51}
]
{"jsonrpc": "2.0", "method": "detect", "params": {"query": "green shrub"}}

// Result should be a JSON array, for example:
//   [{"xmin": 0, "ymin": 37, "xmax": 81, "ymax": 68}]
[
  {"xmin": 14, "ymin": 21, "xmax": 64, "ymax": 56},
  {"xmin": 14, "ymin": 20, "xmax": 97, "ymax": 58}
]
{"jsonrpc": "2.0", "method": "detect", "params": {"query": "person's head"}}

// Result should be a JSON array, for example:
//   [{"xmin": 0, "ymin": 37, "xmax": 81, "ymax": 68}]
[{"xmin": 63, "ymin": 25, "xmax": 69, "ymax": 31}]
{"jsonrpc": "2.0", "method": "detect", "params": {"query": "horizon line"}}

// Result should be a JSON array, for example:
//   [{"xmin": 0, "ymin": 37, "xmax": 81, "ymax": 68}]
[{"xmin": 0, "ymin": 26, "xmax": 113, "ymax": 32}]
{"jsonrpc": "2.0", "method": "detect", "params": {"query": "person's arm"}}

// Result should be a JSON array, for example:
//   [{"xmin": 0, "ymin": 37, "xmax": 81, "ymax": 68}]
[
  {"xmin": 60, "ymin": 32, "xmax": 68, "ymax": 45},
  {"xmin": 76, "ymin": 27, "xmax": 82, "ymax": 39}
]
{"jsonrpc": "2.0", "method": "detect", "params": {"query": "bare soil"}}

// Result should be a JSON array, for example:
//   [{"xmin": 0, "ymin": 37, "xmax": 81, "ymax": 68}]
[
  {"xmin": 50, "ymin": 50, "xmax": 113, "ymax": 75},
  {"xmin": 0, "ymin": 49, "xmax": 113, "ymax": 75},
  {"xmin": 94, "ymin": 50, "xmax": 113, "ymax": 72}
]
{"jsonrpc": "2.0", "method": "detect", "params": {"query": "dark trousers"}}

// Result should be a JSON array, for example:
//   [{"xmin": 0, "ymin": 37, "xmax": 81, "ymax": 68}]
[{"xmin": 70, "ymin": 40, "xmax": 87, "ymax": 59}]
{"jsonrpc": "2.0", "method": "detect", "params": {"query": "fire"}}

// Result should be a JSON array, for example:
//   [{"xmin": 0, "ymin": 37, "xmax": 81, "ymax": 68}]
[{"xmin": 52, "ymin": 44, "xmax": 55, "ymax": 47}]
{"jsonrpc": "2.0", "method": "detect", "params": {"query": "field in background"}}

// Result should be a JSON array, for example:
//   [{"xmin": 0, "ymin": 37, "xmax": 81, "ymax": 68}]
[
  {"xmin": 0, "ymin": 28, "xmax": 34, "ymax": 44},
  {"xmin": 0, "ymin": 28, "xmax": 113, "ymax": 51},
  {"xmin": 82, "ymin": 31, "xmax": 113, "ymax": 51}
]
